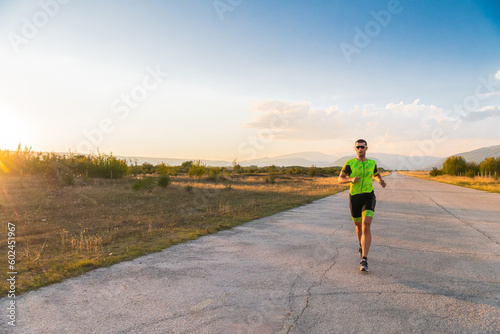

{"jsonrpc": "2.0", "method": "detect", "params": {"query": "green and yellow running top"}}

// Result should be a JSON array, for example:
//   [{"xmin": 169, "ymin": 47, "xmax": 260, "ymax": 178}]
[{"xmin": 341, "ymin": 158, "xmax": 379, "ymax": 195}]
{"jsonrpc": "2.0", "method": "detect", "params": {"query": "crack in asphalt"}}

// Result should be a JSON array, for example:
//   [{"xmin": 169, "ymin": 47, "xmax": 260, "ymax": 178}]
[
  {"xmin": 286, "ymin": 245, "xmax": 339, "ymax": 333},
  {"xmin": 417, "ymin": 190, "xmax": 500, "ymax": 247}
]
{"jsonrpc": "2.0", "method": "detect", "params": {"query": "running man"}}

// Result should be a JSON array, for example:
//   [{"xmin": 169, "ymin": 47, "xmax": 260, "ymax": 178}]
[{"xmin": 338, "ymin": 139, "xmax": 386, "ymax": 272}]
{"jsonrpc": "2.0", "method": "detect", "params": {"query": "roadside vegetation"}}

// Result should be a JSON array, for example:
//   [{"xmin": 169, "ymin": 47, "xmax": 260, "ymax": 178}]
[
  {"xmin": 0, "ymin": 146, "xmax": 360, "ymax": 297},
  {"xmin": 399, "ymin": 154, "xmax": 500, "ymax": 193},
  {"xmin": 429, "ymin": 155, "xmax": 500, "ymax": 179}
]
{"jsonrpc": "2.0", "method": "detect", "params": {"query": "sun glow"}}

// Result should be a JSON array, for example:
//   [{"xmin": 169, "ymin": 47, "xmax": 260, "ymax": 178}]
[{"xmin": 0, "ymin": 110, "xmax": 32, "ymax": 151}]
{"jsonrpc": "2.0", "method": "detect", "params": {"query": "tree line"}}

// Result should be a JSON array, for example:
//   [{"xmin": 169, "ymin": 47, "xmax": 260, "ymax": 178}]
[
  {"xmin": 431, "ymin": 155, "xmax": 500, "ymax": 178},
  {"xmin": 0, "ymin": 146, "xmax": 128, "ymax": 180},
  {"xmin": 0, "ymin": 146, "xmax": 348, "ymax": 182}
]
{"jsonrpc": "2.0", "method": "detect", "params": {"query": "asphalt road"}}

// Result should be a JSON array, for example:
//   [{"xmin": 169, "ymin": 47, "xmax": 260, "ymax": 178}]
[{"xmin": 1, "ymin": 172, "xmax": 499, "ymax": 333}]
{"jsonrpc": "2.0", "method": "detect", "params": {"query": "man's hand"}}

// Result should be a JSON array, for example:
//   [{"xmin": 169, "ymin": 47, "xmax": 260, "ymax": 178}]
[
  {"xmin": 379, "ymin": 179, "xmax": 387, "ymax": 188},
  {"xmin": 351, "ymin": 176, "xmax": 360, "ymax": 184}
]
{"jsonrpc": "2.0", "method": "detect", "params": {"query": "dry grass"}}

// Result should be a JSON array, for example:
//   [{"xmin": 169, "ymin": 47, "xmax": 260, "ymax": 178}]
[
  {"xmin": 0, "ymin": 173, "xmax": 348, "ymax": 297},
  {"xmin": 399, "ymin": 171, "xmax": 500, "ymax": 193}
]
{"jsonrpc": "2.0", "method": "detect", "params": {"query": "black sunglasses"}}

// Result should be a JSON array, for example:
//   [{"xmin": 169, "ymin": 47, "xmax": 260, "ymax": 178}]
[{"xmin": 356, "ymin": 146, "xmax": 366, "ymax": 149}]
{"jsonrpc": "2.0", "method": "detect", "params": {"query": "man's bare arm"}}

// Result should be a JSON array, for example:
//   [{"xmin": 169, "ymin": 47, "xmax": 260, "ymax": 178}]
[
  {"xmin": 338, "ymin": 172, "xmax": 359, "ymax": 184},
  {"xmin": 374, "ymin": 173, "xmax": 387, "ymax": 188}
]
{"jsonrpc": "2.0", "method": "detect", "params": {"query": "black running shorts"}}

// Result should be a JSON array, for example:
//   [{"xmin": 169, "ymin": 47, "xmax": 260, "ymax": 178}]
[{"xmin": 349, "ymin": 191, "xmax": 376, "ymax": 223}]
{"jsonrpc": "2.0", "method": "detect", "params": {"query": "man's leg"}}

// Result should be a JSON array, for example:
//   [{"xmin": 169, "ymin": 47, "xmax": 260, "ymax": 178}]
[
  {"xmin": 354, "ymin": 219, "xmax": 362, "ymax": 244},
  {"xmin": 358, "ymin": 194, "xmax": 375, "ymax": 271},
  {"xmin": 353, "ymin": 218, "xmax": 363, "ymax": 257},
  {"xmin": 361, "ymin": 214, "xmax": 373, "ymax": 257}
]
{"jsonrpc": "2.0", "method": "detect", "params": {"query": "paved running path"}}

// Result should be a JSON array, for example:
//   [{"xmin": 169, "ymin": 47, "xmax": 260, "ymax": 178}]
[{"xmin": 1, "ymin": 172, "xmax": 499, "ymax": 333}]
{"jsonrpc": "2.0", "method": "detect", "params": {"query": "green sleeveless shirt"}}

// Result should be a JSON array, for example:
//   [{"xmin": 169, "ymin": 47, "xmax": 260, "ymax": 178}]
[{"xmin": 341, "ymin": 158, "xmax": 378, "ymax": 195}]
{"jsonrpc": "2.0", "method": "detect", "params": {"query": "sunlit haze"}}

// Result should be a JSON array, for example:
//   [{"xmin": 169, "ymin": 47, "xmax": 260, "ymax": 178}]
[{"xmin": 1, "ymin": 0, "xmax": 499, "ymax": 161}]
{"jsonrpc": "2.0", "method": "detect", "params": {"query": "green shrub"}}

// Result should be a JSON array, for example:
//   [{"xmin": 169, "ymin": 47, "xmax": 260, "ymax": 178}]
[
  {"xmin": 0, "ymin": 148, "xmax": 128, "ymax": 180},
  {"xmin": 246, "ymin": 166, "xmax": 258, "ymax": 174},
  {"xmin": 157, "ymin": 163, "xmax": 168, "ymax": 176},
  {"xmin": 265, "ymin": 175, "xmax": 276, "ymax": 184},
  {"xmin": 166, "ymin": 166, "xmax": 178, "ymax": 176},
  {"xmin": 156, "ymin": 163, "xmax": 178, "ymax": 176},
  {"xmin": 465, "ymin": 170, "xmax": 475, "ymax": 178},
  {"xmin": 266, "ymin": 165, "xmax": 276, "ymax": 184},
  {"xmin": 157, "ymin": 175, "xmax": 170, "ymax": 187},
  {"xmin": 80, "ymin": 153, "xmax": 128, "ymax": 179},
  {"xmin": 286, "ymin": 167, "xmax": 304, "ymax": 175},
  {"xmin": 429, "ymin": 167, "xmax": 443, "ymax": 177},
  {"xmin": 308, "ymin": 165, "xmax": 317, "ymax": 177},
  {"xmin": 442, "ymin": 156, "xmax": 466, "ymax": 176},
  {"xmin": 132, "ymin": 177, "xmax": 155, "ymax": 191},
  {"xmin": 62, "ymin": 173, "xmax": 74, "ymax": 186},
  {"xmin": 232, "ymin": 159, "xmax": 242, "ymax": 174},
  {"xmin": 179, "ymin": 161, "xmax": 193, "ymax": 173},
  {"xmin": 207, "ymin": 168, "xmax": 221, "ymax": 182},
  {"xmin": 265, "ymin": 165, "xmax": 276, "ymax": 184},
  {"xmin": 478, "ymin": 157, "xmax": 500, "ymax": 175},
  {"xmin": 188, "ymin": 160, "xmax": 206, "ymax": 178},
  {"xmin": 141, "ymin": 163, "xmax": 155, "ymax": 175},
  {"xmin": 465, "ymin": 161, "xmax": 479, "ymax": 178}
]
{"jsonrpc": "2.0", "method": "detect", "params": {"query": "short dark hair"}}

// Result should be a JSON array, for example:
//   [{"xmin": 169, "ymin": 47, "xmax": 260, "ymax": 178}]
[{"xmin": 355, "ymin": 139, "xmax": 367, "ymax": 146}]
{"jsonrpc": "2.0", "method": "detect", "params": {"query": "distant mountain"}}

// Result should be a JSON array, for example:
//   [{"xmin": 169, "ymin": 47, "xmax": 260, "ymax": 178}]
[
  {"xmin": 270, "ymin": 151, "xmax": 338, "ymax": 162},
  {"xmin": 332, "ymin": 153, "xmax": 442, "ymax": 170},
  {"xmin": 333, "ymin": 155, "xmax": 388, "ymax": 169},
  {"xmin": 111, "ymin": 152, "xmax": 338, "ymax": 168},
  {"xmin": 114, "ymin": 156, "xmax": 233, "ymax": 167},
  {"xmin": 241, "ymin": 157, "xmax": 325, "ymax": 168},
  {"xmin": 240, "ymin": 152, "xmax": 337, "ymax": 167},
  {"xmin": 39, "ymin": 146, "xmax": 500, "ymax": 170},
  {"xmin": 424, "ymin": 144, "xmax": 500, "ymax": 169},
  {"xmin": 115, "ymin": 151, "xmax": 446, "ymax": 169}
]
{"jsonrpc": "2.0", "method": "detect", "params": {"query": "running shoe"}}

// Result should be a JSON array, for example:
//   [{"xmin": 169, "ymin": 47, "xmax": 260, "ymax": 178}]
[{"xmin": 360, "ymin": 258, "xmax": 369, "ymax": 272}]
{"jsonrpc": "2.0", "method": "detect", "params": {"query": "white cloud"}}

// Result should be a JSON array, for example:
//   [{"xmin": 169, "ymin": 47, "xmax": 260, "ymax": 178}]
[
  {"xmin": 242, "ymin": 99, "xmax": 500, "ymax": 158},
  {"xmin": 477, "ymin": 91, "xmax": 500, "ymax": 97},
  {"xmin": 463, "ymin": 106, "xmax": 500, "ymax": 123},
  {"xmin": 496, "ymin": 70, "xmax": 500, "ymax": 80},
  {"xmin": 244, "ymin": 99, "xmax": 451, "ymax": 142},
  {"xmin": 478, "ymin": 106, "xmax": 499, "ymax": 112}
]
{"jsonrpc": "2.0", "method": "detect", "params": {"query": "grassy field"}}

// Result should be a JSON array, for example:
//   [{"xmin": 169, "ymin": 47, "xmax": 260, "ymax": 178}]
[
  {"xmin": 399, "ymin": 171, "xmax": 500, "ymax": 193},
  {"xmin": 0, "ymin": 173, "xmax": 348, "ymax": 297}
]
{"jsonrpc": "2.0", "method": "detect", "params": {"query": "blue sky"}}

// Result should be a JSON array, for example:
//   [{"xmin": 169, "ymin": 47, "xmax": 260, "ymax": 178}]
[{"xmin": 1, "ymin": 0, "xmax": 499, "ymax": 161}]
